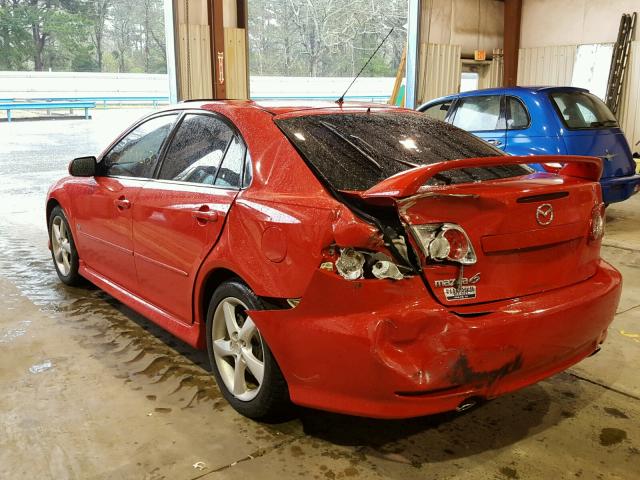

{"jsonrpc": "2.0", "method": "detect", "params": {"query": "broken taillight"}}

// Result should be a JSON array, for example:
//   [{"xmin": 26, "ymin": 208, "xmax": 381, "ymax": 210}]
[
  {"xmin": 410, "ymin": 223, "xmax": 477, "ymax": 265},
  {"xmin": 589, "ymin": 203, "xmax": 606, "ymax": 242}
]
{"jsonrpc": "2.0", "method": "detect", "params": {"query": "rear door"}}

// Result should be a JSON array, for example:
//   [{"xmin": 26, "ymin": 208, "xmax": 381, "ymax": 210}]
[
  {"xmin": 73, "ymin": 113, "xmax": 178, "ymax": 293},
  {"xmin": 132, "ymin": 112, "xmax": 247, "ymax": 324},
  {"xmin": 450, "ymin": 95, "xmax": 507, "ymax": 150}
]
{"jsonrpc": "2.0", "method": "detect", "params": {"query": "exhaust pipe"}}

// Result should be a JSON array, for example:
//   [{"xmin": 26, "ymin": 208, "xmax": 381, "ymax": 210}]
[
  {"xmin": 456, "ymin": 398, "xmax": 478, "ymax": 412},
  {"xmin": 589, "ymin": 346, "xmax": 602, "ymax": 357}
]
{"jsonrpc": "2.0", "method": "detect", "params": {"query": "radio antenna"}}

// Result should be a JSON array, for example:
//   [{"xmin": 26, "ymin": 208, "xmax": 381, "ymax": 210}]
[{"xmin": 336, "ymin": 28, "xmax": 394, "ymax": 106}]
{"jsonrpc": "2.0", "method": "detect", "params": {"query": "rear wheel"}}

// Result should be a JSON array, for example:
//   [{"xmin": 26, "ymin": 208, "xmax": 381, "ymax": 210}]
[
  {"xmin": 206, "ymin": 280, "xmax": 290, "ymax": 419},
  {"xmin": 48, "ymin": 206, "xmax": 82, "ymax": 286}
]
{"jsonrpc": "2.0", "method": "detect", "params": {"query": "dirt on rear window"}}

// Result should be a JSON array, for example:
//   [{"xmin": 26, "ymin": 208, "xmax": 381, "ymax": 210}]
[{"xmin": 276, "ymin": 111, "xmax": 531, "ymax": 191}]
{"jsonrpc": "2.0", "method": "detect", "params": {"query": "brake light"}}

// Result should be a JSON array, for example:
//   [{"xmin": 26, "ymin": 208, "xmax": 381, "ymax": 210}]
[
  {"xmin": 411, "ymin": 223, "xmax": 477, "ymax": 265},
  {"xmin": 589, "ymin": 204, "xmax": 606, "ymax": 241}
]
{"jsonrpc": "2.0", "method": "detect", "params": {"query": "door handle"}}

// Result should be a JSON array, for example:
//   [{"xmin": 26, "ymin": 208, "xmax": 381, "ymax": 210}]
[
  {"xmin": 486, "ymin": 139, "xmax": 503, "ymax": 147},
  {"xmin": 114, "ymin": 196, "xmax": 131, "ymax": 210},
  {"xmin": 192, "ymin": 207, "xmax": 218, "ymax": 223}
]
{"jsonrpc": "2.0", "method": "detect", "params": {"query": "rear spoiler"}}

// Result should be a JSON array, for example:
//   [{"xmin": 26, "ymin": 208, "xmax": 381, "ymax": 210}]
[{"xmin": 360, "ymin": 155, "xmax": 602, "ymax": 199}]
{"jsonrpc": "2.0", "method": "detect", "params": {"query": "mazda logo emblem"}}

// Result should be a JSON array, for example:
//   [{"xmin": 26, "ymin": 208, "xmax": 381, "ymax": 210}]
[{"xmin": 536, "ymin": 204, "xmax": 554, "ymax": 226}]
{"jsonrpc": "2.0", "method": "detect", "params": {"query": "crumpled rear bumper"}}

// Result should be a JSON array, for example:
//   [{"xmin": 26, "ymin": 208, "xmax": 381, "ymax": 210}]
[{"xmin": 250, "ymin": 260, "xmax": 622, "ymax": 419}]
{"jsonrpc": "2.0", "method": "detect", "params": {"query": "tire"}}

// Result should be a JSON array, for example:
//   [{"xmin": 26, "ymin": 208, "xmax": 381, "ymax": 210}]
[
  {"xmin": 206, "ymin": 280, "xmax": 290, "ymax": 420},
  {"xmin": 48, "ymin": 205, "xmax": 83, "ymax": 286}
]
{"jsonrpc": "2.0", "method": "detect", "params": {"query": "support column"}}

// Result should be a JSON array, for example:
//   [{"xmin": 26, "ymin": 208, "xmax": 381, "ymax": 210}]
[
  {"xmin": 503, "ymin": 0, "xmax": 522, "ymax": 87},
  {"xmin": 405, "ymin": 0, "xmax": 421, "ymax": 109},
  {"xmin": 208, "ymin": 0, "xmax": 226, "ymax": 99}
]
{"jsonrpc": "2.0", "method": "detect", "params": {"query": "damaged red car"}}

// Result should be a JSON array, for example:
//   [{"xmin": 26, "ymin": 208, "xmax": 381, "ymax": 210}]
[{"xmin": 46, "ymin": 101, "xmax": 622, "ymax": 419}]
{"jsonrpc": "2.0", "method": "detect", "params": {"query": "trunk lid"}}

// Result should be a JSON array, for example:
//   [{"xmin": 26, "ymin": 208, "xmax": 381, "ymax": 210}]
[{"xmin": 358, "ymin": 155, "xmax": 604, "ymax": 306}]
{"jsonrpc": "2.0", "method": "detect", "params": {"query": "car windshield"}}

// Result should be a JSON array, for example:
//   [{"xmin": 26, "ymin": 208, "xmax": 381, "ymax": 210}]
[
  {"xmin": 549, "ymin": 91, "xmax": 618, "ymax": 130},
  {"xmin": 276, "ymin": 112, "xmax": 532, "ymax": 191}
]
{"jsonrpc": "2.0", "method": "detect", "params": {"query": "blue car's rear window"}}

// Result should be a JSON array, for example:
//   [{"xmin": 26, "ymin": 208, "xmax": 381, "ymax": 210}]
[{"xmin": 549, "ymin": 91, "xmax": 618, "ymax": 130}]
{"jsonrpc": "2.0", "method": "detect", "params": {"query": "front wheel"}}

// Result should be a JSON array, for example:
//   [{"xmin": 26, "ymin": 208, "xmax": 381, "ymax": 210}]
[
  {"xmin": 206, "ymin": 280, "xmax": 290, "ymax": 420},
  {"xmin": 48, "ymin": 205, "xmax": 83, "ymax": 286}
]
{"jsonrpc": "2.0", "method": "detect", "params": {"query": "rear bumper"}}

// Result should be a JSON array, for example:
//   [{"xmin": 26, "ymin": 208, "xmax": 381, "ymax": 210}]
[
  {"xmin": 601, "ymin": 173, "xmax": 640, "ymax": 204},
  {"xmin": 251, "ymin": 261, "xmax": 622, "ymax": 419}
]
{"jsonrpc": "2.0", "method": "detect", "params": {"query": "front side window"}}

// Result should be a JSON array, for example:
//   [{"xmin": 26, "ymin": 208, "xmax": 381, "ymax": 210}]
[
  {"xmin": 158, "ymin": 114, "xmax": 235, "ymax": 185},
  {"xmin": 101, "ymin": 114, "xmax": 178, "ymax": 178},
  {"xmin": 422, "ymin": 100, "xmax": 452, "ymax": 122},
  {"xmin": 549, "ymin": 91, "xmax": 618, "ymax": 129},
  {"xmin": 451, "ymin": 95, "xmax": 503, "ymax": 132},
  {"xmin": 276, "ymin": 112, "xmax": 530, "ymax": 191}
]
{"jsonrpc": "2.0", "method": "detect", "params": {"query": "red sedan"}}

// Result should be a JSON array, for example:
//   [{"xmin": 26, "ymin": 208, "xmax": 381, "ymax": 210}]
[{"xmin": 46, "ymin": 101, "xmax": 621, "ymax": 419}]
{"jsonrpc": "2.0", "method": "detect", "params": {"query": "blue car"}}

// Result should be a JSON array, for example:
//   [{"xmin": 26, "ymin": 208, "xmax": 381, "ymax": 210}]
[{"xmin": 418, "ymin": 86, "xmax": 640, "ymax": 204}]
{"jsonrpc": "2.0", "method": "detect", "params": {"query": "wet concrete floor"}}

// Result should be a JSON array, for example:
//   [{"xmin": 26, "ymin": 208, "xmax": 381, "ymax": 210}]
[{"xmin": 0, "ymin": 112, "xmax": 638, "ymax": 479}]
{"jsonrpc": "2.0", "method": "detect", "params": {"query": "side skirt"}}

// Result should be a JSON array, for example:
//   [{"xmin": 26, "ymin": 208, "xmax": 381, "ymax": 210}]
[{"xmin": 79, "ymin": 262, "xmax": 203, "ymax": 349}]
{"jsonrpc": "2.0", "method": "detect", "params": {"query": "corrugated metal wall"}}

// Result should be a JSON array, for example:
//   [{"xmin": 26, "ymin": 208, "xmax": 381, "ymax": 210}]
[
  {"xmin": 517, "ymin": 45, "xmax": 577, "ymax": 86},
  {"xmin": 619, "ymin": 41, "xmax": 640, "ymax": 152},
  {"xmin": 479, "ymin": 55, "xmax": 504, "ymax": 89},
  {"xmin": 417, "ymin": 43, "xmax": 462, "ymax": 104}
]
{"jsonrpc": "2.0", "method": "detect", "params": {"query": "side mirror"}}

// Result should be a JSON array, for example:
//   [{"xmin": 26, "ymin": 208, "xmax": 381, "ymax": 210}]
[{"xmin": 69, "ymin": 156, "xmax": 97, "ymax": 177}]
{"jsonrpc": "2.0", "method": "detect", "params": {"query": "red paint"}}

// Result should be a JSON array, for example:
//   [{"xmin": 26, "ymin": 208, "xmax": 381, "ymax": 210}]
[{"xmin": 47, "ymin": 101, "xmax": 622, "ymax": 418}]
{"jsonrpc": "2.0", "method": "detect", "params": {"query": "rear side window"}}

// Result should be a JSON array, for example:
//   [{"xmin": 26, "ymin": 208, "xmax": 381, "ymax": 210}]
[
  {"xmin": 507, "ymin": 97, "xmax": 530, "ymax": 129},
  {"xmin": 215, "ymin": 136, "xmax": 245, "ymax": 188},
  {"xmin": 549, "ymin": 91, "xmax": 618, "ymax": 129},
  {"xmin": 276, "ymin": 112, "xmax": 531, "ymax": 191},
  {"xmin": 422, "ymin": 100, "xmax": 452, "ymax": 121},
  {"xmin": 451, "ymin": 95, "xmax": 503, "ymax": 131},
  {"xmin": 158, "ymin": 114, "xmax": 234, "ymax": 185}
]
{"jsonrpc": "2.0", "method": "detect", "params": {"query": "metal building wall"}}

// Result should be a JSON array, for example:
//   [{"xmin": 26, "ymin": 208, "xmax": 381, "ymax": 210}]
[
  {"xmin": 417, "ymin": 43, "xmax": 462, "ymax": 104},
  {"xmin": 619, "ymin": 41, "xmax": 640, "ymax": 152},
  {"xmin": 517, "ymin": 45, "xmax": 577, "ymax": 86}
]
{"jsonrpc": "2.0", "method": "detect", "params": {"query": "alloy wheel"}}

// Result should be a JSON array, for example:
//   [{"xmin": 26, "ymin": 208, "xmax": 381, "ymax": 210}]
[
  {"xmin": 51, "ymin": 216, "xmax": 72, "ymax": 276},
  {"xmin": 211, "ymin": 297, "xmax": 265, "ymax": 401}
]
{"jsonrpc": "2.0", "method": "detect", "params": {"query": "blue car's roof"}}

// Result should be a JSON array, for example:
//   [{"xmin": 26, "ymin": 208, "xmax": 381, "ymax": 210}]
[{"xmin": 422, "ymin": 86, "xmax": 589, "ymax": 106}]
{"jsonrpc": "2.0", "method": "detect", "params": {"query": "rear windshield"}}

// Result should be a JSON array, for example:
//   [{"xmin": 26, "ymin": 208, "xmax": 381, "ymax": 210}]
[
  {"xmin": 275, "ymin": 112, "xmax": 531, "ymax": 191},
  {"xmin": 549, "ymin": 91, "xmax": 618, "ymax": 130}
]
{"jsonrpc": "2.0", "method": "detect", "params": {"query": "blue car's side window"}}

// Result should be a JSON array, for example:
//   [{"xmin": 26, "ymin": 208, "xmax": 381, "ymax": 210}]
[
  {"xmin": 451, "ymin": 95, "xmax": 504, "ymax": 132},
  {"xmin": 506, "ymin": 97, "xmax": 530, "ymax": 130}
]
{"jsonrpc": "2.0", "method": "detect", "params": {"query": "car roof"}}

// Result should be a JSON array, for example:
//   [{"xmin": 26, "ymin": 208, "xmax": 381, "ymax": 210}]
[
  {"xmin": 167, "ymin": 99, "xmax": 400, "ymax": 116},
  {"xmin": 422, "ymin": 86, "xmax": 590, "ymax": 106}
]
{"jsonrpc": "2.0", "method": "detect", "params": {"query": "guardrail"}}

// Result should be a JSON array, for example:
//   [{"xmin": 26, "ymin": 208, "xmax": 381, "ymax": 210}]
[
  {"xmin": 0, "ymin": 96, "xmax": 169, "ymax": 108},
  {"xmin": 1, "ymin": 101, "xmax": 96, "ymax": 122},
  {"xmin": 251, "ymin": 94, "xmax": 389, "ymax": 103}
]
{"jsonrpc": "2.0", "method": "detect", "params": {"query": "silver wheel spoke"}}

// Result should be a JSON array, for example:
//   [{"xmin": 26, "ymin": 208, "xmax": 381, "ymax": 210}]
[
  {"xmin": 241, "ymin": 348, "xmax": 264, "ymax": 384},
  {"xmin": 212, "ymin": 339, "xmax": 234, "ymax": 358},
  {"xmin": 61, "ymin": 241, "xmax": 71, "ymax": 254},
  {"xmin": 52, "ymin": 224, "xmax": 62, "ymax": 242},
  {"xmin": 222, "ymin": 301, "xmax": 239, "ymax": 335},
  {"xmin": 232, "ymin": 357, "xmax": 247, "ymax": 395},
  {"xmin": 238, "ymin": 316, "xmax": 256, "ymax": 342},
  {"xmin": 62, "ymin": 253, "xmax": 71, "ymax": 274}
]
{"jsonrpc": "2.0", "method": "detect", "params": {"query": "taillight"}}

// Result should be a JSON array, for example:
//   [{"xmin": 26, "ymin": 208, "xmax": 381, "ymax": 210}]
[
  {"xmin": 411, "ymin": 223, "xmax": 477, "ymax": 265},
  {"xmin": 589, "ymin": 203, "xmax": 606, "ymax": 241}
]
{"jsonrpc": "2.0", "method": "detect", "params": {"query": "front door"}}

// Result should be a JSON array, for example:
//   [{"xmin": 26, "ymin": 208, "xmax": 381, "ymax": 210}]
[
  {"xmin": 132, "ymin": 113, "xmax": 247, "ymax": 323},
  {"xmin": 450, "ymin": 94, "xmax": 507, "ymax": 150},
  {"xmin": 73, "ymin": 113, "xmax": 178, "ymax": 292}
]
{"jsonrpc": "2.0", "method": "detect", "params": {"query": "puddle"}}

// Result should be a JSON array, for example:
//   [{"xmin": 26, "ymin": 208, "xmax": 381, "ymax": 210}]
[{"xmin": 0, "ymin": 224, "xmax": 222, "ymax": 412}]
